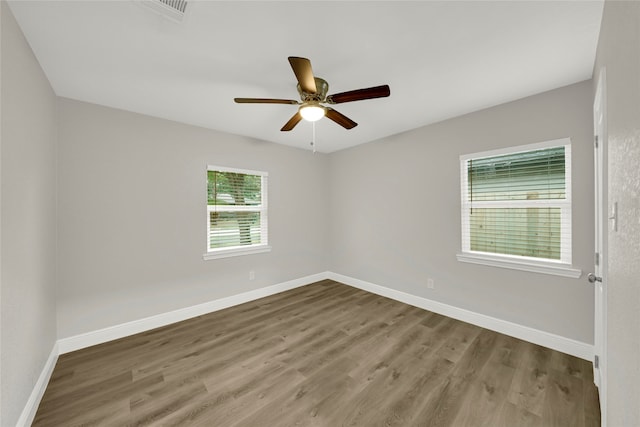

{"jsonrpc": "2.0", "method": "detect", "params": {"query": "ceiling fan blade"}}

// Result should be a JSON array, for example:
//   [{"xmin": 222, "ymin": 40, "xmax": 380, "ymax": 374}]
[
  {"xmin": 288, "ymin": 57, "xmax": 317, "ymax": 94},
  {"xmin": 327, "ymin": 85, "xmax": 390, "ymax": 104},
  {"xmin": 234, "ymin": 98, "xmax": 299, "ymax": 104},
  {"xmin": 325, "ymin": 108, "xmax": 358, "ymax": 130},
  {"xmin": 281, "ymin": 112, "xmax": 303, "ymax": 131}
]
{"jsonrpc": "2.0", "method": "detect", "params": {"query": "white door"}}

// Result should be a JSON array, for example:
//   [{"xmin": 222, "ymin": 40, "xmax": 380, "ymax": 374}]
[{"xmin": 592, "ymin": 68, "xmax": 607, "ymax": 418}]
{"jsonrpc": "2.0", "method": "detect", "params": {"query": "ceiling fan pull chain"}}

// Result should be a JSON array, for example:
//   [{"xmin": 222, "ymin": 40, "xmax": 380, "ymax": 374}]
[{"xmin": 311, "ymin": 121, "xmax": 317, "ymax": 154}]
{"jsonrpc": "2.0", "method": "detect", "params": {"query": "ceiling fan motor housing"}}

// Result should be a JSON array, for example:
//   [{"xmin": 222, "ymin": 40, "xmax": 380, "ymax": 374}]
[{"xmin": 298, "ymin": 77, "xmax": 329, "ymax": 102}]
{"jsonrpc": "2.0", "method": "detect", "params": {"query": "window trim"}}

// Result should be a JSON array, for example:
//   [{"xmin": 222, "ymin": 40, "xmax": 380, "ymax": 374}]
[
  {"xmin": 456, "ymin": 252, "xmax": 582, "ymax": 278},
  {"xmin": 457, "ymin": 138, "xmax": 582, "ymax": 278},
  {"xmin": 202, "ymin": 165, "xmax": 271, "ymax": 261}
]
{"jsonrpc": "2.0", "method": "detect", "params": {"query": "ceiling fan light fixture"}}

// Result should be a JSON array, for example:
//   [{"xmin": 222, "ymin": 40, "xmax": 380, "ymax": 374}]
[{"xmin": 299, "ymin": 103, "xmax": 326, "ymax": 122}]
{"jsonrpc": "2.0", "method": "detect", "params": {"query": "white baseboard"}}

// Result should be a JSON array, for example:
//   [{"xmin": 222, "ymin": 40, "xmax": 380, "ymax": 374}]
[
  {"xmin": 15, "ymin": 343, "xmax": 59, "ymax": 427},
  {"xmin": 57, "ymin": 270, "xmax": 593, "ymax": 360},
  {"xmin": 23, "ymin": 270, "xmax": 593, "ymax": 427},
  {"xmin": 327, "ymin": 272, "xmax": 594, "ymax": 361},
  {"xmin": 58, "ymin": 272, "xmax": 327, "ymax": 354}
]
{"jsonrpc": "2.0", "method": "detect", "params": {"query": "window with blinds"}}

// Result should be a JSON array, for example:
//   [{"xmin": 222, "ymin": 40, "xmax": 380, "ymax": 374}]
[
  {"xmin": 205, "ymin": 166, "xmax": 269, "ymax": 259},
  {"xmin": 460, "ymin": 139, "xmax": 572, "ymax": 265}
]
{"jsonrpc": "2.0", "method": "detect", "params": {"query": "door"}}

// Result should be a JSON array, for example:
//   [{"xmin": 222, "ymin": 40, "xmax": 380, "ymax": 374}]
[{"xmin": 592, "ymin": 68, "xmax": 607, "ymax": 415}]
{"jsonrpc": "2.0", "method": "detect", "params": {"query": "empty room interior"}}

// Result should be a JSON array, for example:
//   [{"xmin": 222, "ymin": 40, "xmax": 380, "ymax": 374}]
[{"xmin": 1, "ymin": 1, "xmax": 639, "ymax": 426}]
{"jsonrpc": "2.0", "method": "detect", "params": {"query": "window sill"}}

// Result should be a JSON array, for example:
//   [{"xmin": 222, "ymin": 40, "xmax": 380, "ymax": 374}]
[
  {"xmin": 203, "ymin": 245, "xmax": 271, "ymax": 261},
  {"xmin": 456, "ymin": 252, "xmax": 582, "ymax": 278}
]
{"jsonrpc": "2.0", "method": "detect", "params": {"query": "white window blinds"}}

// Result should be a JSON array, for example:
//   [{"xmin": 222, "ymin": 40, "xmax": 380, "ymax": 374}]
[
  {"xmin": 460, "ymin": 140, "xmax": 572, "ymax": 264},
  {"xmin": 207, "ymin": 166, "xmax": 268, "ymax": 255}
]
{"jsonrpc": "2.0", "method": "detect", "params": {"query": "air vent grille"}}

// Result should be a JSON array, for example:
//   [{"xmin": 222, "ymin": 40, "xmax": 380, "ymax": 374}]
[
  {"xmin": 158, "ymin": 0, "xmax": 187, "ymax": 14},
  {"xmin": 141, "ymin": 0, "xmax": 188, "ymax": 22}
]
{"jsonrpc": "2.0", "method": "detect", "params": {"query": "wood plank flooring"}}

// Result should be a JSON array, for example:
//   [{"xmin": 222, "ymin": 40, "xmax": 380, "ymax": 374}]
[{"xmin": 33, "ymin": 280, "xmax": 600, "ymax": 426}]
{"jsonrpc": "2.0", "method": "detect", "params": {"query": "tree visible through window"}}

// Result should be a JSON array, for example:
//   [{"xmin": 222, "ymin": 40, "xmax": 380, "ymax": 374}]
[{"xmin": 206, "ymin": 167, "xmax": 268, "ymax": 256}]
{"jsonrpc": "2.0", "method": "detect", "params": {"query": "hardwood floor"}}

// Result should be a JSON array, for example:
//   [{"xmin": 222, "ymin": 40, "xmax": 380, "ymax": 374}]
[{"xmin": 33, "ymin": 280, "xmax": 600, "ymax": 426}]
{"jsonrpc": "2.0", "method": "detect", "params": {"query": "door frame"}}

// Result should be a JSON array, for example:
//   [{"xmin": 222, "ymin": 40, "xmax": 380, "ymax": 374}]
[{"xmin": 593, "ymin": 67, "xmax": 608, "ymax": 423}]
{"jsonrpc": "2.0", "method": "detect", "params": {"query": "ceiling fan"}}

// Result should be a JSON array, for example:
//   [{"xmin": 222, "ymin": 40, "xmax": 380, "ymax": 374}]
[{"xmin": 234, "ymin": 57, "xmax": 391, "ymax": 131}]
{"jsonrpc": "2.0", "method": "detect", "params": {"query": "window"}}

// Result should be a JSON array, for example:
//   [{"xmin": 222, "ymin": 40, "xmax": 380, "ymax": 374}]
[
  {"xmin": 203, "ymin": 166, "xmax": 270, "ymax": 260},
  {"xmin": 457, "ymin": 139, "xmax": 581, "ymax": 278}
]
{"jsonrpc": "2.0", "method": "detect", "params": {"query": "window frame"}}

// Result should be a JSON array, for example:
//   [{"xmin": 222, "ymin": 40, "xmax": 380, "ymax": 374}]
[
  {"xmin": 457, "ymin": 138, "xmax": 581, "ymax": 278},
  {"xmin": 203, "ymin": 165, "xmax": 271, "ymax": 261}
]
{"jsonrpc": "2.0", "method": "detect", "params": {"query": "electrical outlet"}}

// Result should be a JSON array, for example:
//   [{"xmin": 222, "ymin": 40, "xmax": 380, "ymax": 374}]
[
  {"xmin": 249, "ymin": 270, "xmax": 255, "ymax": 280},
  {"xmin": 427, "ymin": 278, "xmax": 435, "ymax": 289}
]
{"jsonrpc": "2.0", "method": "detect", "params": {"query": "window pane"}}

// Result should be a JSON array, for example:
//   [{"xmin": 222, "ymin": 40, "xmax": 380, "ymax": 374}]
[
  {"xmin": 470, "ymin": 207, "xmax": 562, "ymax": 260},
  {"xmin": 209, "ymin": 211, "xmax": 261, "ymax": 249},
  {"xmin": 208, "ymin": 171, "xmax": 262, "ymax": 206},
  {"xmin": 468, "ymin": 147, "xmax": 565, "ymax": 201}
]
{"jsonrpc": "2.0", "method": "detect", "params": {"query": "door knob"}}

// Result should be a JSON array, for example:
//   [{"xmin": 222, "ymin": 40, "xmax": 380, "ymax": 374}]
[{"xmin": 587, "ymin": 273, "xmax": 602, "ymax": 283}]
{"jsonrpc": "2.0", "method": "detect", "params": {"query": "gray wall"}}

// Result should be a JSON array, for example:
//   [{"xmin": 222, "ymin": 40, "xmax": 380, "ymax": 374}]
[
  {"xmin": 329, "ymin": 81, "xmax": 594, "ymax": 344},
  {"xmin": 56, "ymin": 98, "xmax": 329, "ymax": 338},
  {"xmin": 593, "ymin": 1, "xmax": 640, "ymax": 425},
  {"xmin": 0, "ymin": 2, "xmax": 58, "ymax": 426},
  {"xmin": 0, "ymin": 2, "xmax": 612, "ymax": 423}
]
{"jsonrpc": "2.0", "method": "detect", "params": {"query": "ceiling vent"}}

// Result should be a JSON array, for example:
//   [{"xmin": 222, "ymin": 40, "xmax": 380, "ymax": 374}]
[{"xmin": 140, "ymin": 0, "xmax": 188, "ymax": 23}]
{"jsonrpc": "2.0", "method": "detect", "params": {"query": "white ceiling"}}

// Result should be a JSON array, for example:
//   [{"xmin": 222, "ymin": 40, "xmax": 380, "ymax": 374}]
[{"xmin": 8, "ymin": 1, "xmax": 604, "ymax": 153}]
